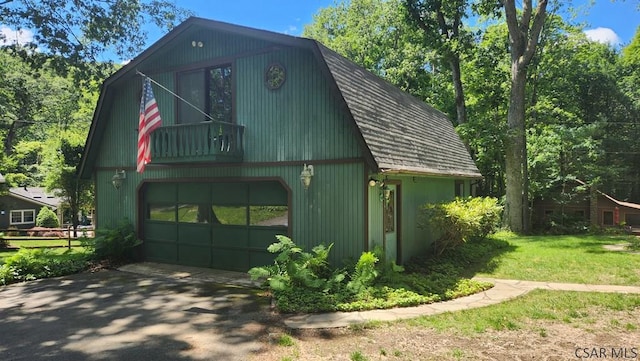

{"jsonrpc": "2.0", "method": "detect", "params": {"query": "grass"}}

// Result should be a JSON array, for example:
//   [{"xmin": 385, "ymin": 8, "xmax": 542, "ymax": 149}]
[
  {"xmin": 405, "ymin": 289, "xmax": 640, "ymax": 335},
  {"xmin": 6, "ymin": 239, "xmax": 83, "ymax": 248},
  {"xmin": 473, "ymin": 231, "xmax": 640, "ymax": 285}
]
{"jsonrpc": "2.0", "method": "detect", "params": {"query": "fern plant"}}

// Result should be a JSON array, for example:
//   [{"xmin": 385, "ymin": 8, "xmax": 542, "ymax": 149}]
[{"xmin": 249, "ymin": 235, "xmax": 344, "ymax": 293}]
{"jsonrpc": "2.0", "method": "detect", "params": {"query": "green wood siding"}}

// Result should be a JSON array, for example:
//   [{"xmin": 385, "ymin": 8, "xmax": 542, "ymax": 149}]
[
  {"xmin": 92, "ymin": 30, "xmax": 368, "ymax": 267},
  {"xmin": 367, "ymin": 175, "xmax": 459, "ymax": 263},
  {"xmin": 96, "ymin": 46, "xmax": 360, "ymax": 167},
  {"xmin": 95, "ymin": 162, "xmax": 366, "ymax": 265}
]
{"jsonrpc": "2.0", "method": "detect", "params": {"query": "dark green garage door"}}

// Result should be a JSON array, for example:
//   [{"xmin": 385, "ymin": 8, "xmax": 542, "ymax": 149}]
[{"xmin": 143, "ymin": 181, "xmax": 289, "ymax": 271}]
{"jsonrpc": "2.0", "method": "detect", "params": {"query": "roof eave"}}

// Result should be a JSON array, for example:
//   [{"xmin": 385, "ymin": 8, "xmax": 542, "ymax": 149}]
[{"xmin": 379, "ymin": 166, "xmax": 483, "ymax": 179}]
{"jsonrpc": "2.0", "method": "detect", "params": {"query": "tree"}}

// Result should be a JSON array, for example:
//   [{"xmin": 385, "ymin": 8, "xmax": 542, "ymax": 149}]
[
  {"xmin": 45, "ymin": 134, "xmax": 92, "ymax": 235},
  {"xmin": 458, "ymin": 23, "xmax": 511, "ymax": 197},
  {"xmin": 303, "ymin": 0, "xmax": 453, "ymax": 112},
  {"xmin": 0, "ymin": 0, "xmax": 191, "ymax": 82},
  {"xmin": 478, "ymin": 0, "xmax": 548, "ymax": 233},
  {"xmin": 405, "ymin": 0, "xmax": 473, "ymax": 125},
  {"xmin": 36, "ymin": 206, "xmax": 59, "ymax": 228}
]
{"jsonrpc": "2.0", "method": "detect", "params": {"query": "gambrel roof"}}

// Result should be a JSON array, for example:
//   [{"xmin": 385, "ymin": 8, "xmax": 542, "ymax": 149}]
[{"xmin": 79, "ymin": 17, "xmax": 481, "ymax": 179}]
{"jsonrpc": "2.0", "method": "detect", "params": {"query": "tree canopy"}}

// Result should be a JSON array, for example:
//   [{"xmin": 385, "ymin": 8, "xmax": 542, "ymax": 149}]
[
  {"xmin": 0, "ymin": 0, "xmax": 191, "ymax": 81},
  {"xmin": 305, "ymin": 0, "xmax": 640, "ymax": 232}
]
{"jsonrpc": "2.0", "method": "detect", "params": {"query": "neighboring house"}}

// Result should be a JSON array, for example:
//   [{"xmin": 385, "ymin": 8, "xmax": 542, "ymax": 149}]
[
  {"xmin": 0, "ymin": 187, "xmax": 63, "ymax": 230},
  {"xmin": 78, "ymin": 17, "xmax": 482, "ymax": 272},
  {"xmin": 532, "ymin": 179, "xmax": 640, "ymax": 229}
]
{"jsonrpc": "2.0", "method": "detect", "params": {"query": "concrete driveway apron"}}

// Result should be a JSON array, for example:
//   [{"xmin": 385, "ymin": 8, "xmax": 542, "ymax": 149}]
[{"xmin": 0, "ymin": 269, "xmax": 272, "ymax": 361}]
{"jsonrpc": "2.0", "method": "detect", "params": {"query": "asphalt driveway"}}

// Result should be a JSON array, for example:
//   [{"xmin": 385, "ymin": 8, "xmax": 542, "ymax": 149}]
[{"xmin": 0, "ymin": 269, "xmax": 274, "ymax": 360}]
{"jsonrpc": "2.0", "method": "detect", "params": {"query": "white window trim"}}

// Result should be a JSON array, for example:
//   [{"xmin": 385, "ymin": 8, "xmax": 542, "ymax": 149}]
[{"xmin": 10, "ymin": 209, "xmax": 36, "ymax": 225}]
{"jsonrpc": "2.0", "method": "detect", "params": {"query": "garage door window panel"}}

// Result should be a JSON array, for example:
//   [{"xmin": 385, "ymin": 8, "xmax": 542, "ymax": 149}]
[
  {"xmin": 148, "ymin": 204, "xmax": 177, "ymax": 222},
  {"xmin": 211, "ymin": 205, "xmax": 247, "ymax": 225}
]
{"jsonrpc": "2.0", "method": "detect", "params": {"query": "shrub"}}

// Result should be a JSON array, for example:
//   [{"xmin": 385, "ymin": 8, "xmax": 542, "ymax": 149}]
[
  {"xmin": 248, "ymin": 235, "xmax": 344, "ymax": 293},
  {"xmin": 250, "ymin": 236, "xmax": 492, "ymax": 313},
  {"xmin": 0, "ymin": 249, "xmax": 88, "ymax": 285},
  {"xmin": 419, "ymin": 197, "xmax": 502, "ymax": 255},
  {"xmin": 36, "ymin": 206, "xmax": 60, "ymax": 228},
  {"xmin": 81, "ymin": 221, "xmax": 141, "ymax": 262},
  {"xmin": 0, "ymin": 232, "xmax": 8, "ymax": 248}
]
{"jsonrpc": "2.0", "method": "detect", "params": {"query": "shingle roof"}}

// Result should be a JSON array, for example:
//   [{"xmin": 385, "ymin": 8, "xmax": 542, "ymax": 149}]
[
  {"xmin": 316, "ymin": 44, "xmax": 481, "ymax": 178},
  {"xmin": 8, "ymin": 187, "xmax": 61, "ymax": 208}
]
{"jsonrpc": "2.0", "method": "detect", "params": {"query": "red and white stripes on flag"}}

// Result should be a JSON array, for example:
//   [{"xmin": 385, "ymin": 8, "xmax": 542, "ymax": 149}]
[{"xmin": 137, "ymin": 77, "xmax": 162, "ymax": 173}]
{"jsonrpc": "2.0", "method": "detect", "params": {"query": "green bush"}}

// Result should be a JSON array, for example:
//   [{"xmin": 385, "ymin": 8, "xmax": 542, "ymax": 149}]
[
  {"xmin": 419, "ymin": 196, "xmax": 502, "ymax": 255},
  {"xmin": 249, "ymin": 236, "xmax": 492, "ymax": 313},
  {"xmin": 36, "ymin": 206, "xmax": 60, "ymax": 228},
  {"xmin": 81, "ymin": 221, "xmax": 141, "ymax": 262},
  {"xmin": 248, "ymin": 235, "xmax": 345, "ymax": 293},
  {"xmin": 0, "ymin": 249, "xmax": 88, "ymax": 285}
]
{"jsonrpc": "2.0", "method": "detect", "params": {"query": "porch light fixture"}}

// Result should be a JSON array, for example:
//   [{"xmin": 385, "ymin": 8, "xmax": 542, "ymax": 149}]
[
  {"xmin": 382, "ymin": 185, "xmax": 392, "ymax": 202},
  {"xmin": 300, "ymin": 164, "xmax": 314, "ymax": 190},
  {"xmin": 369, "ymin": 177, "xmax": 390, "ymax": 201},
  {"xmin": 111, "ymin": 170, "xmax": 126, "ymax": 190}
]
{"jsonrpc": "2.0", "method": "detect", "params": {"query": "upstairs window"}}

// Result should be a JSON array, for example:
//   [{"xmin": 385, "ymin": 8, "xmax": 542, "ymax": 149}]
[{"xmin": 177, "ymin": 64, "xmax": 232, "ymax": 124}]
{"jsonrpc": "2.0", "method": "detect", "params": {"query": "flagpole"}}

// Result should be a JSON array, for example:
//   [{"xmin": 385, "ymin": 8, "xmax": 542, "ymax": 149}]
[{"xmin": 136, "ymin": 70, "xmax": 216, "ymax": 122}]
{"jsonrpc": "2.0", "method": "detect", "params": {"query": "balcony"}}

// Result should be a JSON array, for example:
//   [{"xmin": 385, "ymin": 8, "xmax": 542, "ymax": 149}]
[{"xmin": 150, "ymin": 121, "xmax": 244, "ymax": 164}]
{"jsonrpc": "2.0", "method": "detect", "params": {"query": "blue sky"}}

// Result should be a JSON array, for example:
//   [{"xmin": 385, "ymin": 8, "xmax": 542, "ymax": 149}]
[
  {"xmin": 172, "ymin": 0, "xmax": 639, "ymax": 46},
  {"xmin": 0, "ymin": 0, "xmax": 638, "ymax": 61}
]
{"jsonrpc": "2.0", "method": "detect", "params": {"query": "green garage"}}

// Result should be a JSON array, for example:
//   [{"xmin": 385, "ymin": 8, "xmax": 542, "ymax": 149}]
[{"xmin": 142, "ymin": 180, "xmax": 289, "ymax": 271}]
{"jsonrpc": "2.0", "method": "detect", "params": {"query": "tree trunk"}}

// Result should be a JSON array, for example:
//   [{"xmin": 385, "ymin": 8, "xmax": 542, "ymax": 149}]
[
  {"xmin": 449, "ymin": 55, "xmax": 467, "ymax": 125},
  {"xmin": 504, "ymin": 65, "xmax": 527, "ymax": 232},
  {"xmin": 501, "ymin": 0, "xmax": 547, "ymax": 233}
]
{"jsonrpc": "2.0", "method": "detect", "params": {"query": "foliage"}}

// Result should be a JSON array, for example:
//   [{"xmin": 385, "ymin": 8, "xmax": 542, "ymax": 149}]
[
  {"xmin": 248, "ymin": 235, "xmax": 344, "ymax": 293},
  {"xmin": 249, "ymin": 236, "xmax": 492, "ymax": 313},
  {"xmin": 346, "ymin": 251, "xmax": 379, "ymax": 293},
  {"xmin": 627, "ymin": 237, "xmax": 640, "ymax": 252},
  {"xmin": 0, "ymin": 233, "xmax": 7, "ymax": 249},
  {"xmin": 0, "ymin": 0, "xmax": 192, "ymax": 83},
  {"xmin": 303, "ymin": 0, "xmax": 453, "ymax": 113},
  {"xmin": 0, "ymin": 248, "xmax": 88, "ymax": 285},
  {"xmin": 405, "ymin": 0, "xmax": 474, "ymax": 125},
  {"xmin": 419, "ymin": 197, "xmax": 502, "ymax": 255},
  {"xmin": 35, "ymin": 206, "xmax": 60, "ymax": 228},
  {"xmin": 81, "ymin": 221, "xmax": 141, "ymax": 262},
  {"xmin": 44, "ymin": 135, "xmax": 93, "ymax": 230}
]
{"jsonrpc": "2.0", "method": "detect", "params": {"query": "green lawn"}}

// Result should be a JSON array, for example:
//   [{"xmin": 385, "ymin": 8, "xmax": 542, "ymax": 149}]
[
  {"xmin": 473, "ymin": 231, "xmax": 640, "ymax": 285},
  {"xmin": 406, "ymin": 289, "xmax": 640, "ymax": 335},
  {"xmin": 6, "ymin": 239, "xmax": 83, "ymax": 248}
]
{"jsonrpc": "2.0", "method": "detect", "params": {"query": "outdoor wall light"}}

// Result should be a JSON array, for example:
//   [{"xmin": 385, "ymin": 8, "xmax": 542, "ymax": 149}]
[
  {"xmin": 369, "ymin": 176, "xmax": 390, "ymax": 202},
  {"xmin": 111, "ymin": 170, "xmax": 126, "ymax": 190},
  {"xmin": 382, "ymin": 185, "xmax": 392, "ymax": 202},
  {"xmin": 300, "ymin": 164, "xmax": 314, "ymax": 190}
]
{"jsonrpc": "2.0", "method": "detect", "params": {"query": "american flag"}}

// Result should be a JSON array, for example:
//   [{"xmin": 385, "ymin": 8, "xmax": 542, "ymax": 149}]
[{"xmin": 137, "ymin": 77, "xmax": 162, "ymax": 173}]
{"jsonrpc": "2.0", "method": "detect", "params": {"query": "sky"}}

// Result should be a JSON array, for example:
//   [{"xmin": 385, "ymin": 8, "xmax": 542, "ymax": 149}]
[
  {"xmin": 172, "ymin": 0, "xmax": 639, "ymax": 46},
  {"xmin": 0, "ymin": 0, "xmax": 638, "ymax": 61}
]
